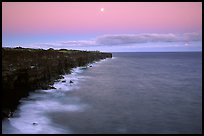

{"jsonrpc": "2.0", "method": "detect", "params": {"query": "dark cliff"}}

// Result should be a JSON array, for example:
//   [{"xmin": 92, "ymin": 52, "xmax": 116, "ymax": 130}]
[{"xmin": 2, "ymin": 47, "xmax": 112, "ymax": 119}]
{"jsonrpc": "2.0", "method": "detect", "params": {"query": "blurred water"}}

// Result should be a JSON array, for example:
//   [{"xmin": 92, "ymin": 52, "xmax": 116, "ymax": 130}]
[{"xmin": 2, "ymin": 52, "xmax": 202, "ymax": 134}]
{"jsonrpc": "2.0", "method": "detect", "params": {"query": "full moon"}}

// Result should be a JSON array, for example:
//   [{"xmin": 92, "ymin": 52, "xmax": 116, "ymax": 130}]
[{"xmin": 100, "ymin": 8, "xmax": 104, "ymax": 12}]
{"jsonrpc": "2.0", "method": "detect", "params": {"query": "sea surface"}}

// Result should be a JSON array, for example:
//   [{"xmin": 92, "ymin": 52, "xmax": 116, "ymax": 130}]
[{"xmin": 2, "ymin": 52, "xmax": 202, "ymax": 134}]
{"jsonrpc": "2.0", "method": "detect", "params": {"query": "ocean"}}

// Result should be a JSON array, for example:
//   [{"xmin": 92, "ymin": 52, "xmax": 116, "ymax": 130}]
[{"xmin": 2, "ymin": 52, "xmax": 202, "ymax": 134}]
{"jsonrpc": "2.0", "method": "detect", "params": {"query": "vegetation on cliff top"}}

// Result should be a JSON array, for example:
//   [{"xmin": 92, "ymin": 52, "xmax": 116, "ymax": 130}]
[{"xmin": 2, "ymin": 47, "xmax": 112, "ymax": 119}]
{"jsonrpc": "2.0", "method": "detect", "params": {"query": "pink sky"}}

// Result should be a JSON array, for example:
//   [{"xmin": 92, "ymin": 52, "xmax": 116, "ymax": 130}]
[{"xmin": 2, "ymin": 2, "xmax": 202, "ymax": 35}]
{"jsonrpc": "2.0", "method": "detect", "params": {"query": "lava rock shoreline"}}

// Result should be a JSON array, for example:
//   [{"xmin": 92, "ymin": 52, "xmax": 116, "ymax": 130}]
[{"xmin": 2, "ymin": 47, "xmax": 112, "ymax": 119}]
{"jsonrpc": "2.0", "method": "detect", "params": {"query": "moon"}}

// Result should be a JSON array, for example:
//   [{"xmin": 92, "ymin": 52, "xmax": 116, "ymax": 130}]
[{"xmin": 100, "ymin": 8, "xmax": 104, "ymax": 12}]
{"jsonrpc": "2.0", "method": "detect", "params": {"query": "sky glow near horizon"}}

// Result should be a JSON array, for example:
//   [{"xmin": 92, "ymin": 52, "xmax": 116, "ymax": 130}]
[{"xmin": 2, "ymin": 2, "xmax": 202, "ymax": 52}]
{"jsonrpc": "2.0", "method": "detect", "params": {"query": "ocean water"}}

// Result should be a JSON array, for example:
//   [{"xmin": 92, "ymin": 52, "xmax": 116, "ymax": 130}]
[{"xmin": 2, "ymin": 52, "xmax": 202, "ymax": 134}]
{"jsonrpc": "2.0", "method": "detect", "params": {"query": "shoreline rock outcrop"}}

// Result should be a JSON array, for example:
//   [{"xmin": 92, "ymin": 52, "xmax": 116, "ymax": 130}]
[{"xmin": 2, "ymin": 47, "xmax": 112, "ymax": 119}]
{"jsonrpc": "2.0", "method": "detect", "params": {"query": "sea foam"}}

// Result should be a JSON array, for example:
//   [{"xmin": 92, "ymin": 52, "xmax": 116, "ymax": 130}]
[{"xmin": 2, "ymin": 58, "xmax": 110, "ymax": 134}]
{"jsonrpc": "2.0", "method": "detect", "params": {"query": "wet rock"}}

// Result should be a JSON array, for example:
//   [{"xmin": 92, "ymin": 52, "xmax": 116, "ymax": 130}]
[
  {"xmin": 8, "ymin": 112, "xmax": 13, "ymax": 117},
  {"xmin": 32, "ymin": 122, "xmax": 38, "ymax": 126},
  {"xmin": 49, "ymin": 86, "xmax": 56, "ymax": 89},
  {"xmin": 2, "ymin": 109, "xmax": 12, "ymax": 118},
  {"xmin": 69, "ymin": 80, "xmax": 74, "ymax": 84},
  {"xmin": 81, "ymin": 67, "xmax": 87, "ymax": 70}
]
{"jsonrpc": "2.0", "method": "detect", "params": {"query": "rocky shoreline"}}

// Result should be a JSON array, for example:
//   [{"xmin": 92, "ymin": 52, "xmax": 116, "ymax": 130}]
[{"xmin": 2, "ymin": 47, "xmax": 112, "ymax": 119}]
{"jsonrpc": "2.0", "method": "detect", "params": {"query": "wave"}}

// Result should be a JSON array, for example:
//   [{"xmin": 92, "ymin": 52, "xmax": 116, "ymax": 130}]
[{"xmin": 2, "ymin": 57, "xmax": 112, "ymax": 134}]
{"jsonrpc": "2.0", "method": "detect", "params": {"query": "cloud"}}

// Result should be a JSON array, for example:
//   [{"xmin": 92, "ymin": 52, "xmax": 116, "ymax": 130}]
[
  {"xmin": 60, "ymin": 40, "xmax": 96, "ymax": 46},
  {"xmin": 26, "ymin": 43, "xmax": 63, "ymax": 49},
  {"xmin": 183, "ymin": 32, "xmax": 202, "ymax": 42},
  {"xmin": 95, "ymin": 32, "xmax": 201, "ymax": 45},
  {"xmin": 96, "ymin": 33, "xmax": 177, "ymax": 45},
  {"xmin": 25, "ymin": 32, "xmax": 201, "ymax": 49}
]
